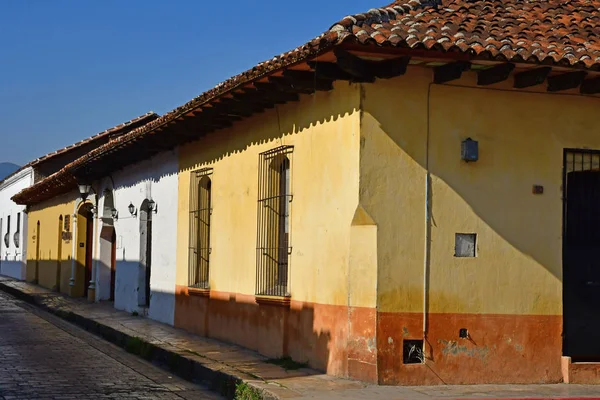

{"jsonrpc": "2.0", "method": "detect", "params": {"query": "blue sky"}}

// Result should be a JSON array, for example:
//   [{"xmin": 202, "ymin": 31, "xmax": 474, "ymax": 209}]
[{"xmin": 0, "ymin": 1, "xmax": 372, "ymax": 165}]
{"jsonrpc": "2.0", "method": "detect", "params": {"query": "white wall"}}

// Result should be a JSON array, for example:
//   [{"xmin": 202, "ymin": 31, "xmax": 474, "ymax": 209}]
[
  {"xmin": 0, "ymin": 168, "xmax": 33, "ymax": 280},
  {"xmin": 96, "ymin": 150, "xmax": 178, "ymax": 325}
]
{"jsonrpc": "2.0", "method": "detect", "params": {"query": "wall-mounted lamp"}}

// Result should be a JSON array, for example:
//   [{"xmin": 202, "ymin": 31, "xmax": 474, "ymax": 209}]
[
  {"xmin": 461, "ymin": 138, "xmax": 479, "ymax": 162},
  {"xmin": 128, "ymin": 202, "xmax": 137, "ymax": 217},
  {"xmin": 78, "ymin": 183, "xmax": 93, "ymax": 200},
  {"xmin": 111, "ymin": 208, "xmax": 119, "ymax": 220},
  {"xmin": 148, "ymin": 199, "xmax": 158, "ymax": 214}
]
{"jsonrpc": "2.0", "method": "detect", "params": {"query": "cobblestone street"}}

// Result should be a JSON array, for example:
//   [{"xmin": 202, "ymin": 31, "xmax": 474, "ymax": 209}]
[{"xmin": 0, "ymin": 291, "xmax": 222, "ymax": 400}]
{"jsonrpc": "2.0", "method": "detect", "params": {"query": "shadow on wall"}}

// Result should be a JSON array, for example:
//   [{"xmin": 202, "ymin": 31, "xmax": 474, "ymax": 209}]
[
  {"xmin": 26, "ymin": 257, "xmax": 77, "ymax": 295},
  {"xmin": 112, "ymin": 260, "xmax": 176, "ymax": 326},
  {"xmin": 0, "ymin": 261, "xmax": 26, "ymax": 281},
  {"xmin": 178, "ymin": 83, "xmax": 358, "ymax": 172},
  {"xmin": 175, "ymin": 288, "xmax": 333, "ymax": 377},
  {"xmin": 358, "ymin": 76, "xmax": 600, "ymax": 385}
]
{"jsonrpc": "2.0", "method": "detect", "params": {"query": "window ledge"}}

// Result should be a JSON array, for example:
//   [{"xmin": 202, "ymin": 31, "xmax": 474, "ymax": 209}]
[
  {"xmin": 255, "ymin": 295, "xmax": 291, "ymax": 308},
  {"xmin": 188, "ymin": 287, "xmax": 210, "ymax": 297}
]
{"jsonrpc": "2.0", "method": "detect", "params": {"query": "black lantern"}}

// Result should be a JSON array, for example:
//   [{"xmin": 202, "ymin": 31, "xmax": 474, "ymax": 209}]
[
  {"xmin": 111, "ymin": 208, "xmax": 118, "ymax": 220},
  {"xmin": 78, "ymin": 183, "xmax": 92, "ymax": 200},
  {"xmin": 128, "ymin": 202, "xmax": 137, "ymax": 217}
]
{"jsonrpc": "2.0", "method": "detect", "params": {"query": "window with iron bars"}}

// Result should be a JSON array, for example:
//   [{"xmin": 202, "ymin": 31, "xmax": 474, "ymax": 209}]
[
  {"xmin": 256, "ymin": 146, "xmax": 293, "ymax": 297},
  {"xmin": 188, "ymin": 168, "xmax": 213, "ymax": 289}
]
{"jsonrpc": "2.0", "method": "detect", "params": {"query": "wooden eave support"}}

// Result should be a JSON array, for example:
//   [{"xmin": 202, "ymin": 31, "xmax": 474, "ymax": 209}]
[
  {"xmin": 580, "ymin": 77, "xmax": 600, "ymax": 94},
  {"xmin": 268, "ymin": 76, "xmax": 329, "ymax": 94},
  {"xmin": 231, "ymin": 90, "xmax": 276, "ymax": 108},
  {"xmin": 477, "ymin": 63, "xmax": 515, "ymax": 86},
  {"xmin": 433, "ymin": 62, "xmax": 471, "ymax": 84},
  {"xmin": 250, "ymin": 84, "xmax": 300, "ymax": 103},
  {"xmin": 547, "ymin": 71, "xmax": 587, "ymax": 92},
  {"xmin": 513, "ymin": 67, "xmax": 552, "ymax": 88},
  {"xmin": 307, "ymin": 61, "xmax": 355, "ymax": 81},
  {"xmin": 333, "ymin": 48, "xmax": 376, "ymax": 82},
  {"xmin": 281, "ymin": 70, "xmax": 335, "ymax": 91},
  {"xmin": 332, "ymin": 48, "xmax": 410, "ymax": 82}
]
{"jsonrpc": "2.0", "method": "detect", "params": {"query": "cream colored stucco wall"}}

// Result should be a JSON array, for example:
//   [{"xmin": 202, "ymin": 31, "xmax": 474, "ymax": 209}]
[
  {"xmin": 362, "ymin": 66, "xmax": 600, "ymax": 316},
  {"xmin": 177, "ymin": 82, "xmax": 366, "ymax": 307}
]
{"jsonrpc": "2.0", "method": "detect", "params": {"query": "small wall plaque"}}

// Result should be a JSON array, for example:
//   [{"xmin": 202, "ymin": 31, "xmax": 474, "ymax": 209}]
[{"xmin": 532, "ymin": 185, "xmax": 544, "ymax": 195}]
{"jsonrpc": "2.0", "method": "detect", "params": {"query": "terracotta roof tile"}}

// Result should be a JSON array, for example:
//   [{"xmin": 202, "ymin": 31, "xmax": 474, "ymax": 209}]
[
  {"xmin": 13, "ymin": 0, "xmax": 600, "ymax": 205},
  {"xmin": 330, "ymin": 0, "xmax": 600, "ymax": 69}
]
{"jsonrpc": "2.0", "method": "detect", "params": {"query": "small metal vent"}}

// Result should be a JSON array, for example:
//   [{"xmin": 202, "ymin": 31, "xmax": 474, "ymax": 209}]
[
  {"xmin": 455, "ymin": 233, "xmax": 476, "ymax": 257},
  {"xmin": 403, "ymin": 339, "xmax": 425, "ymax": 364}
]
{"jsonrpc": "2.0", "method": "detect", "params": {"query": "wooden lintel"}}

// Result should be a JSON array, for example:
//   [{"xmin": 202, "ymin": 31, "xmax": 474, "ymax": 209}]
[
  {"xmin": 307, "ymin": 61, "xmax": 355, "ymax": 81},
  {"xmin": 580, "ymin": 77, "xmax": 600, "ymax": 94},
  {"xmin": 547, "ymin": 71, "xmax": 587, "ymax": 92},
  {"xmin": 477, "ymin": 63, "xmax": 515, "ymax": 86},
  {"xmin": 333, "ymin": 48, "xmax": 376, "ymax": 82},
  {"xmin": 433, "ymin": 62, "xmax": 471, "ymax": 84},
  {"xmin": 513, "ymin": 67, "xmax": 552, "ymax": 88}
]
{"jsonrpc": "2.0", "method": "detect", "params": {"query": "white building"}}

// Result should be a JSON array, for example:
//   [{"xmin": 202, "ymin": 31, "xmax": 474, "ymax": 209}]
[
  {"xmin": 0, "ymin": 167, "xmax": 34, "ymax": 279},
  {"xmin": 93, "ymin": 149, "xmax": 178, "ymax": 325}
]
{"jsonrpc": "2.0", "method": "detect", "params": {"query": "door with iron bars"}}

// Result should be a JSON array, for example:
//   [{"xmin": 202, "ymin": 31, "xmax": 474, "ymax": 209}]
[{"xmin": 563, "ymin": 149, "xmax": 600, "ymax": 360}]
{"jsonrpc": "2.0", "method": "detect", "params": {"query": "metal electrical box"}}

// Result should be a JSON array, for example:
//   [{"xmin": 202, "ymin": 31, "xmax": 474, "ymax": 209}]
[{"xmin": 461, "ymin": 138, "xmax": 479, "ymax": 162}]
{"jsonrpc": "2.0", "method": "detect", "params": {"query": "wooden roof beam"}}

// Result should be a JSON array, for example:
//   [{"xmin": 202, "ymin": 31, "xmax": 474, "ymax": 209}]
[
  {"xmin": 477, "ymin": 63, "xmax": 515, "ymax": 86},
  {"xmin": 333, "ymin": 48, "xmax": 377, "ymax": 82},
  {"xmin": 372, "ymin": 56, "xmax": 411, "ymax": 79},
  {"xmin": 307, "ymin": 61, "xmax": 355, "ymax": 81},
  {"xmin": 514, "ymin": 67, "xmax": 552, "ymax": 88},
  {"xmin": 548, "ymin": 71, "xmax": 587, "ymax": 92},
  {"xmin": 268, "ymin": 76, "xmax": 317, "ymax": 94},
  {"xmin": 580, "ymin": 77, "xmax": 600, "ymax": 94},
  {"xmin": 433, "ymin": 62, "xmax": 471, "ymax": 84},
  {"xmin": 250, "ymin": 84, "xmax": 300, "ymax": 103}
]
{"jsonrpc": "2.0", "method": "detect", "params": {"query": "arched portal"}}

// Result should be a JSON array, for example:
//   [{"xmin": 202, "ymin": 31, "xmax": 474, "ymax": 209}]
[
  {"xmin": 138, "ymin": 199, "xmax": 153, "ymax": 307},
  {"xmin": 76, "ymin": 202, "xmax": 94, "ymax": 298},
  {"xmin": 99, "ymin": 189, "xmax": 117, "ymax": 301},
  {"xmin": 56, "ymin": 215, "xmax": 63, "ymax": 292}
]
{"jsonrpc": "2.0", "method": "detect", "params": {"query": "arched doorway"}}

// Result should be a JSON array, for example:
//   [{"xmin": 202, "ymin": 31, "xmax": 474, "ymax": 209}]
[
  {"xmin": 56, "ymin": 215, "xmax": 63, "ymax": 292},
  {"xmin": 110, "ymin": 229, "xmax": 116, "ymax": 301},
  {"xmin": 76, "ymin": 203, "xmax": 94, "ymax": 298},
  {"xmin": 139, "ymin": 200, "xmax": 153, "ymax": 307},
  {"xmin": 99, "ymin": 189, "xmax": 117, "ymax": 301}
]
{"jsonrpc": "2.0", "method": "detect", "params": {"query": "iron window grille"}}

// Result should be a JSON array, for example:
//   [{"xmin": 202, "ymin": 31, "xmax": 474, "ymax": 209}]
[
  {"xmin": 188, "ymin": 168, "xmax": 213, "ymax": 289},
  {"xmin": 256, "ymin": 146, "xmax": 293, "ymax": 297}
]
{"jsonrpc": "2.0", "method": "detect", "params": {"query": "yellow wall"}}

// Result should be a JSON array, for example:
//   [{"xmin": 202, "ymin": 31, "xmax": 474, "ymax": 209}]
[
  {"xmin": 362, "ymin": 66, "xmax": 600, "ymax": 316},
  {"xmin": 177, "ymin": 82, "xmax": 366, "ymax": 306},
  {"xmin": 26, "ymin": 192, "xmax": 76, "ymax": 294}
]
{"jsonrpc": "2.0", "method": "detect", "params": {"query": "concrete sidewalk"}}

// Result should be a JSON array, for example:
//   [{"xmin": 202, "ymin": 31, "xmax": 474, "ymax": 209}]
[{"xmin": 1, "ymin": 276, "xmax": 599, "ymax": 400}]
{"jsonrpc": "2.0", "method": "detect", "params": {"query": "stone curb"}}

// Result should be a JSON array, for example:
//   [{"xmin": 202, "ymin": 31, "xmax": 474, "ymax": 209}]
[{"xmin": 0, "ymin": 280, "xmax": 279, "ymax": 400}]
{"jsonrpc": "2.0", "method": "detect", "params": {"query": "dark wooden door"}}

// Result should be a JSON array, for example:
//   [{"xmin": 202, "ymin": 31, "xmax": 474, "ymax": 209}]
[
  {"xmin": 84, "ymin": 213, "xmax": 93, "ymax": 297},
  {"xmin": 144, "ymin": 218, "xmax": 152, "ymax": 307},
  {"xmin": 564, "ymin": 170, "xmax": 600, "ymax": 360},
  {"xmin": 110, "ymin": 230, "xmax": 116, "ymax": 301}
]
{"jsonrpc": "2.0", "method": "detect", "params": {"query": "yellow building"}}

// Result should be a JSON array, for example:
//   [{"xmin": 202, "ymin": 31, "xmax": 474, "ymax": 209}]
[
  {"xmin": 18, "ymin": 113, "xmax": 158, "ymax": 299},
  {"xmin": 13, "ymin": 0, "xmax": 600, "ymax": 386}
]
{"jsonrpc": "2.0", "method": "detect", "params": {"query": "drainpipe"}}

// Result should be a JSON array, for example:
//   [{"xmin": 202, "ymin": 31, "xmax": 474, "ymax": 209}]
[{"xmin": 423, "ymin": 83, "xmax": 433, "ymax": 340}]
